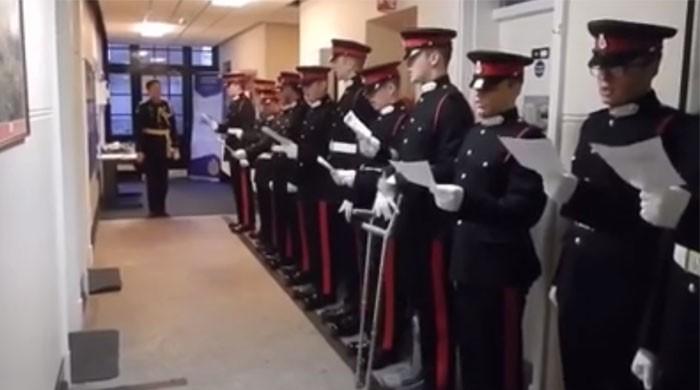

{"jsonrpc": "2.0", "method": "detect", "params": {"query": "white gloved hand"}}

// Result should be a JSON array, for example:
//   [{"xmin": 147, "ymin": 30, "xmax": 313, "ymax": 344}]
[
  {"xmin": 331, "ymin": 169, "xmax": 357, "ymax": 188},
  {"xmin": 372, "ymin": 191, "xmax": 398, "ymax": 220},
  {"xmin": 544, "ymin": 173, "xmax": 578, "ymax": 205},
  {"xmin": 169, "ymin": 148, "xmax": 181, "ymax": 161},
  {"xmin": 377, "ymin": 174, "xmax": 397, "ymax": 198},
  {"xmin": 283, "ymin": 144, "xmax": 298, "ymax": 159},
  {"xmin": 640, "ymin": 186, "xmax": 691, "ymax": 229},
  {"xmin": 228, "ymin": 128, "xmax": 244, "ymax": 139},
  {"xmin": 239, "ymin": 159, "xmax": 250, "ymax": 168},
  {"xmin": 338, "ymin": 200, "xmax": 354, "ymax": 223},
  {"xmin": 268, "ymin": 181, "xmax": 274, "ymax": 190},
  {"xmin": 358, "ymin": 136, "xmax": 381, "ymax": 158},
  {"xmin": 549, "ymin": 286, "xmax": 558, "ymax": 307},
  {"xmin": 287, "ymin": 183, "xmax": 298, "ymax": 193},
  {"xmin": 432, "ymin": 184, "xmax": 464, "ymax": 212},
  {"xmin": 233, "ymin": 149, "xmax": 247, "ymax": 160},
  {"xmin": 271, "ymin": 144, "xmax": 284, "ymax": 153},
  {"xmin": 200, "ymin": 114, "xmax": 218, "ymax": 130},
  {"xmin": 631, "ymin": 349, "xmax": 656, "ymax": 390}
]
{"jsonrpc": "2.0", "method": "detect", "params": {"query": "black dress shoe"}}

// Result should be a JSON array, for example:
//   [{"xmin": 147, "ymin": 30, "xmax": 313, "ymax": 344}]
[
  {"xmin": 321, "ymin": 304, "xmax": 355, "ymax": 323},
  {"xmin": 278, "ymin": 264, "xmax": 298, "ymax": 276},
  {"xmin": 249, "ymin": 231, "xmax": 260, "ymax": 239},
  {"xmin": 291, "ymin": 284, "xmax": 316, "ymax": 300},
  {"xmin": 327, "ymin": 313, "xmax": 360, "ymax": 337},
  {"xmin": 232, "ymin": 224, "xmax": 253, "ymax": 233},
  {"xmin": 283, "ymin": 271, "xmax": 310, "ymax": 286},
  {"xmin": 301, "ymin": 293, "xmax": 333, "ymax": 311},
  {"xmin": 346, "ymin": 338, "xmax": 369, "ymax": 356}
]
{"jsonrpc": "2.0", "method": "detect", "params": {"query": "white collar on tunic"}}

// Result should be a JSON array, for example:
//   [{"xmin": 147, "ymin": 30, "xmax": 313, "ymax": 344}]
[
  {"xmin": 380, "ymin": 104, "xmax": 395, "ymax": 116},
  {"xmin": 282, "ymin": 101, "xmax": 298, "ymax": 111},
  {"xmin": 420, "ymin": 81, "xmax": 437, "ymax": 94},
  {"xmin": 608, "ymin": 103, "xmax": 640, "ymax": 118},
  {"xmin": 480, "ymin": 115, "xmax": 505, "ymax": 127},
  {"xmin": 307, "ymin": 99, "xmax": 322, "ymax": 108}
]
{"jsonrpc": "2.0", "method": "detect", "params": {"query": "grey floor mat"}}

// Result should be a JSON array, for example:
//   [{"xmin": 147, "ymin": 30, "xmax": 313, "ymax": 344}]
[
  {"xmin": 69, "ymin": 330, "xmax": 120, "ymax": 384},
  {"xmin": 88, "ymin": 268, "xmax": 122, "ymax": 294}
]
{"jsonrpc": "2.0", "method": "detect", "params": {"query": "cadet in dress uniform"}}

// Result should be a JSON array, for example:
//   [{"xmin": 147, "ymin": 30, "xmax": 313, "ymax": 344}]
[
  {"xmin": 541, "ymin": 20, "xmax": 693, "ymax": 390},
  {"xmin": 279, "ymin": 66, "xmax": 339, "ymax": 310},
  {"xmin": 271, "ymin": 72, "xmax": 308, "ymax": 274},
  {"xmin": 632, "ymin": 113, "xmax": 698, "ymax": 390},
  {"xmin": 320, "ymin": 39, "xmax": 377, "ymax": 332},
  {"xmin": 432, "ymin": 51, "xmax": 546, "ymax": 390},
  {"xmin": 216, "ymin": 72, "xmax": 256, "ymax": 233},
  {"xmin": 233, "ymin": 81, "xmax": 279, "ymax": 258},
  {"xmin": 135, "ymin": 79, "xmax": 180, "ymax": 218},
  {"xmin": 346, "ymin": 61, "xmax": 410, "ymax": 365},
  {"xmin": 373, "ymin": 28, "xmax": 474, "ymax": 390}
]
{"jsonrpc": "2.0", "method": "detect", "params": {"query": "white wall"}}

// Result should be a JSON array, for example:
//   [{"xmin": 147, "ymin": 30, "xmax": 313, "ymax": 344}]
[
  {"xmin": 0, "ymin": 0, "xmax": 70, "ymax": 388},
  {"xmin": 299, "ymin": 0, "xmax": 465, "ymax": 81},
  {"xmin": 219, "ymin": 24, "xmax": 268, "ymax": 77}
]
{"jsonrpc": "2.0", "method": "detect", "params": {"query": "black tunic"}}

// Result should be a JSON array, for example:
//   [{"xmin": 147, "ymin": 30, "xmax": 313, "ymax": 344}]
[
  {"xmin": 216, "ymin": 93, "xmax": 256, "ymax": 160},
  {"xmin": 134, "ymin": 98, "xmax": 179, "ymax": 153},
  {"xmin": 448, "ymin": 108, "xmax": 546, "ymax": 288},
  {"xmin": 296, "ymin": 95, "xmax": 338, "ymax": 199}
]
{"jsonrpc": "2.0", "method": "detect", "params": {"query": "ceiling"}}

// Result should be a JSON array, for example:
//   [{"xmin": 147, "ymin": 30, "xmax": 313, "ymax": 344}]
[{"xmin": 99, "ymin": 0, "xmax": 299, "ymax": 46}]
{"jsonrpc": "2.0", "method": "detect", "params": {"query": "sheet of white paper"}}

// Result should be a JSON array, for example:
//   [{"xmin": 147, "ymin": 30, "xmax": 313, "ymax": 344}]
[
  {"xmin": 316, "ymin": 156, "xmax": 335, "ymax": 172},
  {"xmin": 499, "ymin": 137, "xmax": 565, "ymax": 177},
  {"xmin": 261, "ymin": 126, "xmax": 295, "ymax": 146},
  {"xmin": 390, "ymin": 160, "xmax": 436, "ymax": 191},
  {"xmin": 591, "ymin": 137, "xmax": 685, "ymax": 191},
  {"xmin": 216, "ymin": 137, "xmax": 236, "ymax": 156},
  {"xmin": 344, "ymin": 111, "xmax": 373, "ymax": 139}
]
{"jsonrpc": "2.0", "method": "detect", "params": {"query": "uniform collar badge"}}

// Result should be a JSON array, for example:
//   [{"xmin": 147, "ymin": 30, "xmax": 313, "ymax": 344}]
[
  {"xmin": 420, "ymin": 81, "xmax": 437, "ymax": 94},
  {"xmin": 475, "ymin": 61, "xmax": 483, "ymax": 75},
  {"xmin": 609, "ymin": 103, "xmax": 639, "ymax": 118},
  {"xmin": 481, "ymin": 115, "xmax": 505, "ymax": 127},
  {"xmin": 380, "ymin": 104, "xmax": 395, "ymax": 116},
  {"xmin": 597, "ymin": 33, "xmax": 607, "ymax": 50},
  {"xmin": 308, "ymin": 99, "xmax": 322, "ymax": 108}
]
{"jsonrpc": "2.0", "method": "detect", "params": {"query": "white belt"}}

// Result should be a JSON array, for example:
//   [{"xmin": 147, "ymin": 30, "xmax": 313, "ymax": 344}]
[
  {"xmin": 258, "ymin": 153, "xmax": 272, "ymax": 160},
  {"xmin": 674, "ymin": 244, "xmax": 700, "ymax": 277},
  {"xmin": 329, "ymin": 141, "xmax": 357, "ymax": 155}
]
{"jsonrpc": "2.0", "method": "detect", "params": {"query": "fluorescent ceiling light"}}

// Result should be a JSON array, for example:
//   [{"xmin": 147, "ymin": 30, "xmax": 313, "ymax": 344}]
[
  {"xmin": 211, "ymin": 0, "xmax": 252, "ymax": 7},
  {"xmin": 134, "ymin": 21, "xmax": 178, "ymax": 38}
]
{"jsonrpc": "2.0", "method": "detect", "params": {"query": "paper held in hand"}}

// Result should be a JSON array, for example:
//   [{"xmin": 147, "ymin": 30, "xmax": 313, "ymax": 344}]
[
  {"xmin": 389, "ymin": 160, "xmax": 437, "ymax": 192},
  {"xmin": 316, "ymin": 156, "xmax": 335, "ymax": 172},
  {"xmin": 344, "ymin": 111, "xmax": 373, "ymax": 140},
  {"xmin": 591, "ymin": 137, "xmax": 685, "ymax": 191},
  {"xmin": 215, "ymin": 137, "xmax": 237, "ymax": 156},
  {"xmin": 498, "ymin": 137, "xmax": 566, "ymax": 178},
  {"xmin": 261, "ymin": 126, "xmax": 295, "ymax": 146}
]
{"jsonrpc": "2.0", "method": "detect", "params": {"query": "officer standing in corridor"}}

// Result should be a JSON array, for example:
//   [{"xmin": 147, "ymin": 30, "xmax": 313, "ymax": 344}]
[{"xmin": 135, "ymin": 79, "xmax": 180, "ymax": 218}]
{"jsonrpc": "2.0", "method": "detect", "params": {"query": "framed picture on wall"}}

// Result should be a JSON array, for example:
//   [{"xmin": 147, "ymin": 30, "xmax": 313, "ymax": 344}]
[{"xmin": 0, "ymin": 0, "xmax": 30, "ymax": 151}]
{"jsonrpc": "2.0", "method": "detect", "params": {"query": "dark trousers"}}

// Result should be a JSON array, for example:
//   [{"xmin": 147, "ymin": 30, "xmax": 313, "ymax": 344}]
[
  {"xmin": 327, "ymin": 201, "xmax": 360, "ymax": 306},
  {"xmin": 298, "ymin": 198, "xmax": 322, "ymax": 291},
  {"xmin": 395, "ymin": 225, "xmax": 452, "ymax": 390},
  {"xmin": 453, "ymin": 284, "xmax": 525, "ymax": 390},
  {"xmin": 274, "ymin": 182, "xmax": 299, "ymax": 264},
  {"xmin": 653, "ymin": 263, "xmax": 699, "ymax": 390},
  {"xmin": 229, "ymin": 161, "xmax": 255, "ymax": 227},
  {"xmin": 255, "ymin": 160, "xmax": 274, "ymax": 249},
  {"xmin": 143, "ymin": 140, "xmax": 169, "ymax": 215}
]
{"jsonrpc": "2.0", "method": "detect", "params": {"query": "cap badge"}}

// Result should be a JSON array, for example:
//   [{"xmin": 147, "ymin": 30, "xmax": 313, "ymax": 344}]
[
  {"xmin": 597, "ymin": 33, "xmax": 607, "ymax": 50},
  {"xmin": 475, "ymin": 61, "xmax": 483, "ymax": 75}
]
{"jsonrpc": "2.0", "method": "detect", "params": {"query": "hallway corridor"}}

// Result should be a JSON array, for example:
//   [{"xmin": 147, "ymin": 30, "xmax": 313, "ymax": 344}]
[{"xmin": 79, "ymin": 216, "xmax": 353, "ymax": 390}]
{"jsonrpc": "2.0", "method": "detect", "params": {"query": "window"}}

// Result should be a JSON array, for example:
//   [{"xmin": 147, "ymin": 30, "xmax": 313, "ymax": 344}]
[
  {"xmin": 109, "ymin": 72, "xmax": 133, "ymax": 136},
  {"xmin": 192, "ymin": 46, "xmax": 214, "ymax": 67},
  {"xmin": 141, "ymin": 73, "xmax": 185, "ymax": 135},
  {"xmin": 108, "ymin": 43, "xmax": 130, "ymax": 65},
  {"xmin": 136, "ymin": 46, "xmax": 184, "ymax": 65}
]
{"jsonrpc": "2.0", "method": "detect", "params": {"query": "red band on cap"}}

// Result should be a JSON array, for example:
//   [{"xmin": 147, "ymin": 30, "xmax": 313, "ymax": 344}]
[
  {"xmin": 477, "ymin": 62, "xmax": 523, "ymax": 77},
  {"xmin": 595, "ymin": 34, "xmax": 660, "ymax": 54},
  {"xmin": 332, "ymin": 47, "xmax": 368, "ymax": 59},
  {"xmin": 363, "ymin": 71, "xmax": 398, "ymax": 86},
  {"xmin": 402, "ymin": 37, "xmax": 452, "ymax": 49}
]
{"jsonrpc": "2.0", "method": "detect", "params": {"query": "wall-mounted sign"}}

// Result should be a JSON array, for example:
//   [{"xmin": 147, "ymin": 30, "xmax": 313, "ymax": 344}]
[
  {"xmin": 378, "ymin": 0, "xmax": 398, "ymax": 12},
  {"xmin": 534, "ymin": 60, "xmax": 546, "ymax": 78},
  {"xmin": 0, "ymin": 0, "xmax": 30, "ymax": 151},
  {"xmin": 531, "ymin": 47, "xmax": 549, "ymax": 79}
]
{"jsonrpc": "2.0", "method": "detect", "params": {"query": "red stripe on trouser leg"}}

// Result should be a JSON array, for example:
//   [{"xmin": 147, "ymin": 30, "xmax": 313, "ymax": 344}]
[
  {"xmin": 297, "ymin": 201, "xmax": 310, "ymax": 271},
  {"xmin": 430, "ymin": 239, "xmax": 450, "ymax": 390},
  {"xmin": 382, "ymin": 239, "xmax": 396, "ymax": 351},
  {"xmin": 270, "ymin": 196, "xmax": 278, "ymax": 247},
  {"xmin": 318, "ymin": 201, "xmax": 332, "ymax": 296},
  {"xmin": 285, "ymin": 226, "xmax": 293, "ymax": 258},
  {"xmin": 240, "ymin": 168, "xmax": 250, "ymax": 226},
  {"xmin": 503, "ymin": 288, "xmax": 521, "ymax": 390}
]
